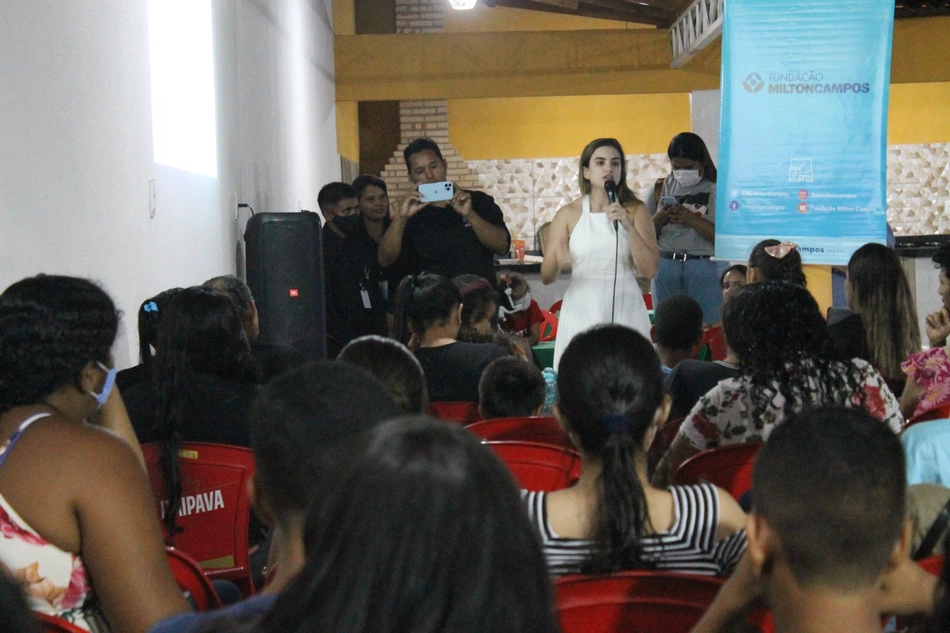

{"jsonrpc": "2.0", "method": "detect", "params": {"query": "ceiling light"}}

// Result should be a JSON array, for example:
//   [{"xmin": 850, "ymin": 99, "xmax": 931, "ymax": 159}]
[{"xmin": 449, "ymin": 0, "xmax": 477, "ymax": 9}]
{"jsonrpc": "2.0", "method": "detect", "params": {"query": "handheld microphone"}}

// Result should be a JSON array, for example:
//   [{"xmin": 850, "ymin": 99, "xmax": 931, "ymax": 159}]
[{"xmin": 604, "ymin": 179, "xmax": 618, "ymax": 230}]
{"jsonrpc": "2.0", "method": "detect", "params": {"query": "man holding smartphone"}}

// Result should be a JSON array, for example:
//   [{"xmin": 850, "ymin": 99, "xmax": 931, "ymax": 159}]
[{"xmin": 378, "ymin": 138, "xmax": 511, "ymax": 283}]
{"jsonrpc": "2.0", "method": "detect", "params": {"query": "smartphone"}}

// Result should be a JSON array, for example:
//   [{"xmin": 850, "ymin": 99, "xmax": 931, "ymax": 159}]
[
  {"xmin": 659, "ymin": 195, "xmax": 677, "ymax": 208},
  {"xmin": 418, "ymin": 181, "xmax": 455, "ymax": 203}
]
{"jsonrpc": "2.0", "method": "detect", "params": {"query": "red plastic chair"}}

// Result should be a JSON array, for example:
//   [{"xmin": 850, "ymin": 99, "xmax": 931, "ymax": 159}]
[
  {"xmin": 429, "ymin": 402, "xmax": 481, "ymax": 424},
  {"xmin": 906, "ymin": 403, "xmax": 950, "ymax": 429},
  {"xmin": 642, "ymin": 293, "xmax": 653, "ymax": 310},
  {"xmin": 673, "ymin": 442, "xmax": 762, "ymax": 500},
  {"xmin": 549, "ymin": 299, "xmax": 563, "ymax": 316},
  {"xmin": 142, "ymin": 442, "xmax": 257, "ymax": 597},
  {"xmin": 485, "ymin": 440, "xmax": 581, "ymax": 491},
  {"xmin": 539, "ymin": 310, "xmax": 559, "ymax": 342},
  {"xmin": 36, "ymin": 614, "xmax": 87, "ymax": 633},
  {"xmin": 647, "ymin": 416, "xmax": 686, "ymax": 478},
  {"xmin": 918, "ymin": 554, "xmax": 944, "ymax": 576},
  {"xmin": 694, "ymin": 325, "xmax": 727, "ymax": 362},
  {"xmin": 465, "ymin": 416, "xmax": 574, "ymax": 450},
  {"xmin": 555, "ymin": 571, "xmax": 771, "ymax": 633},
  {"xmin": 166, "ymin": 546, "xmax": 223, "ymax": 611}
]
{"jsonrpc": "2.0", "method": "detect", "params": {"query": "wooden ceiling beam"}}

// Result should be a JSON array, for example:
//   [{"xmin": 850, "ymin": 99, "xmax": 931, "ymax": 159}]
[{"xmin": 486, "ymin": 0, "xmax": 669, "ymax": 25}]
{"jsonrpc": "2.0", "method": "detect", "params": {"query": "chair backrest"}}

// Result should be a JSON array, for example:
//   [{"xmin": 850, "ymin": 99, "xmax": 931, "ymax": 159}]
[
  {"xmin": 918, "ymin": 554, "xmax": 945, "ymax": 576},
  {"xmin": 166, "ymin": 546, "xmax": 223, "ymax": 611},
  {"xmin": 642, "ymin": 293, "xmax": 653, "ymax": 310},
  {"xmin": 906, "ymin": 403, "xmax": 950, "ymax": 429},
  {"xmin": 428, "ymin": 401, "xmax": 481, "ymax": 424},
  {"xmin": 555, "ymin": 571, "xmax": 771, "ymax": 633},
  {"xmin": 673, "ymin": 442, "xmax": 762, "ymax": 500},
  {"xmin": 647, "ymin": 416, "xmax": 686, "ymax": 478},
  {"xmin": 485, "ymin": 440, "xmax": 581, "ymax": 491},
  {"xmin": 36, "ymin": 614, "xmax": 87, "ymax": 633},
  {"xmin": 142, "ymin": 442, "xmax": 256, "ymax": 595},
  {"xmin": 539, "ymin": 310, "xmax": 558, "ymax": 342},
  {"xmin": 465, "ymin": 416, "xmax": 573, "ymax": 450},
  {"xmin": 549, "ymin": 299, "xmax": 563, "ymax": 316}
]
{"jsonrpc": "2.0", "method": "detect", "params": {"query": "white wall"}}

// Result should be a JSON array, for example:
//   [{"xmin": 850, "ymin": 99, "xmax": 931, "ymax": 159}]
[
  {"xmin": 690, "ymin": 89, "xmax": 721, "ymax": 164},
  {"xmin": 0, "ymin": 0, "xmax": 340, "ymax": 367}
]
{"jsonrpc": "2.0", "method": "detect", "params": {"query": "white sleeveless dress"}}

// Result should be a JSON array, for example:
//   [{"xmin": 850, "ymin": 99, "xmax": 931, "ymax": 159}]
[{"xmin": 552, "ymin": 195, "xmax": 652, "ymax": 369}]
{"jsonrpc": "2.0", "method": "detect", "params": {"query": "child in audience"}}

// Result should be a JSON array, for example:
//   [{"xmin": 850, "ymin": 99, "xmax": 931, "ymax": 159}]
[
  {"xmin": 654, "ymin": 281, "xmax": 902, "ymax": 487},
  {"xmin": 337, "ymin": 335, "xmax": 429, "ymax": 414},
  {"xmin": 116, "ymin": 287, "xmax": 183, "ymax": 392},
  {"xmin": 246, "ymin": 418, "xmax": 561, "ymax": 633},
  {"xmin": 747, "ymin": 239, "xmax": 806, "ymax": 286},
  {"xmin": 0, "ymin": 275, "xmax": 188, "ymax": 632},
  {"xmin": 393, "ymin": 273, "xmax": 507, "ymax": 403},
  {"xmin": 478, "ymin": 357, "xmax": 546, "ymax": 419},
  {"xmin": 498, "ymin": 273, "xmax": 544, "ymax": 346},
  {"xmin": 453, "ymin": 275, "xmax": 499, "ymax": 338},
  {"xmin": 526, "ymin": 324, "xmax": 747, "ymax": 577},
  {"xmin": 651, "ymin": 294, "xmax": 704, "ymax": 374},
  {"xmin": 697, "ymin": 264, "xmax": 746, "ymax": 361},
  {"xmin": 691, "ymin": 407, "xmax": 925, "ymax": 633},
  {"xmin": 147, "ymin": 362, "xmax": 401, "ymax": 633}
]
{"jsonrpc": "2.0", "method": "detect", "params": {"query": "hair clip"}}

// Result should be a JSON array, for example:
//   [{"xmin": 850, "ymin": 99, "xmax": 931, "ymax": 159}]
[
  {"xmin": 764, "ymin": 241, "xmax": 799, "ymax": 259},
  {"xmin": 143, "ymin": 301, "xmax": 159, "ymax": 313},
  {"xmin": 602, "ymin": 414, "xmax": 631, "ymax": 435}
]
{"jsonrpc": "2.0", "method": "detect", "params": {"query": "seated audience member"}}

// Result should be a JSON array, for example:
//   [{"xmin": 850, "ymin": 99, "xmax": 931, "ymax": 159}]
[
  {"xmin": 906, "ymin": 483, "xmax": 950, "ymax": 558},
  {"xmin": 123, "ymin": 287, "xmax": 261, "ymax": 539},
  {"xmin": 901, "ymin": 244, "xmax": 950, "ymax": 419},
  {"xmin": 651, "ymin": 294, "xmax": 704, "ymax": 374},
  {"xmin": 317, "ymin": 181, "xmax": 360, "ymax": 240},
  {"xmin": 829, "ymin": 243, "xmax": 918, "ymax": 397},
  {"xmin": 337, "ymin": 335, "xmax": 429, "ymax": 414},
  {"xmin": 453, "ymin": 274, "xmax": 500, "ymax": 338},
  {"xmin": 202, "ymin": 275, "xmax": 306, "ymax": 382},
  {"xmin": 691, "ymin": 407, "xmax": 919, "ymax": 633},
  {"xmin": 116, "ymin": 287, "xmax": 183, "ymax": 392},
  {"xmin": 478, "ymin": 357, "xmax": 546, "ymax": 419},
  {"xmin": 393, "ymin": 273, "xmax": 507, "ymax": 403},
  {"xmin": 746, "ymin": 239, "xmax": 806, "ymax": 286},
  {"xmin": 0, "ymin": 275, "xmax": 188, "ymax": 631},
  {"xmin": 901, "ymin": 418, "xmax": 950, "ymax": 486},
  {"xmin": 665, "ymin": 347, "xmax": 742, "ymax": 422},
  {"xmin": 244, "ymin": 418, "xmax": 560, "ymax": 633},
  {"xmin": 320, "ymin": 180, "xmax": 389, "ymax": 359},
  {"xmin": 146, "ymin": 362, "xmax": 401, "ymax": 633},
  {"xmin": 497, "ymin": 273, "xmax": 544, "ymax": 346},
  {"xmin": 698, "ymin": 264, "xmax": 746, "ymax": 361},
  {"xmin": 655, "ymin": 281, "xmax": 902, "ymax": 487},
  {"xmin": 526, "ymin": 324, "xmax": 746, "ymax": 577},
  {"xmin": 378, "ymin": 137, "xmax": 511, "ymax": 283}
]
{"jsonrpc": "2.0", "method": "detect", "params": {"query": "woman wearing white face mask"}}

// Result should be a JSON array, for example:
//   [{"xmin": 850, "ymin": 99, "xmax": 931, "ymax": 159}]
[{"xmin": 647, "ymin": 132, "xmax": 726, "ymax": 325}]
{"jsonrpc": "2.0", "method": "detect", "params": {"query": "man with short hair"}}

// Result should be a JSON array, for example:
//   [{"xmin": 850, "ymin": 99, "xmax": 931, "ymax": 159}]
[
  {"xmin": 378, "ymin": 138, "xmax": 511, "ymax": 283},
  {"xmin": 317, "ymin": 182, "xmax": 360, "ymax": 238},
  {"xmin": 691, "ymin": 406, "xmax": 935, "ymax": 633},
  {"xmin": 651, "ymin": 294, "xmax": 704, "ymax": 374},
  {"xmin": 147, "ymin": 362, "xmax": 402, "ymax": 633},
  {"xmin": 478, "ymin": 356, "xmax": 546, "ymax": 420}
]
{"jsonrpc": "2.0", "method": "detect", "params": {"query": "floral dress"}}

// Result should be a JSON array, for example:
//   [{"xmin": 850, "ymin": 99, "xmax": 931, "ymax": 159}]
[
  {"xmin": 902, "ymin": 347, "xmax": 950, "ymax": 419},
  {"xmin": 679, "ymin": 358, "xmax": 903, "ymax": 451},
  {"xmin": 0, "ymin": 413, "xmax": 107, "ymax": 632}
]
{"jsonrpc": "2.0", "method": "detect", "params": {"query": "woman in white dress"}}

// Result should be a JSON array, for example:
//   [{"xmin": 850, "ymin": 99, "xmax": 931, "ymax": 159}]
[{"xmin": 541, "ymin": 138, "xmax": 659, "ymax": 369}]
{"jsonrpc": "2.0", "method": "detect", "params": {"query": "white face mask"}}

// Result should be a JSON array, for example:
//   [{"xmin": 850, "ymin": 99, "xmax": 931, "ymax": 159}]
[{"xmin": 673, "ymin": 169, "xmax": 702, "ymax": 187}]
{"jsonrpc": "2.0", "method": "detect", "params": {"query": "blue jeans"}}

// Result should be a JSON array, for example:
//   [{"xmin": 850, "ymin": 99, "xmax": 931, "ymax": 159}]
[{"xmin": 652, "ymin": 257, "xmax": 729, "ymax": 324}]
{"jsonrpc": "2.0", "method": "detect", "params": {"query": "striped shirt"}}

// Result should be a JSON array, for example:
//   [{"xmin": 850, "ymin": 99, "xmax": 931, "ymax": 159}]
[{"xmin": 524, "ymin": 482, "xmax": 746, "ymax": 577}]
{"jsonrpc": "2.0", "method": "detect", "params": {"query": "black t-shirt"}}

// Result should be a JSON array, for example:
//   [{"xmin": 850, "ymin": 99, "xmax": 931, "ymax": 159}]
[
  {"xmin": 664, "ymin": 359, "xmax": 742, "ymax": 420},
  {"xmin": 402, "ymin": 190, "xmax": 510, "ymax": 283},
  {"xmin": 124, "ymin": 373, "xmax": 260, "ymax": 446},
  {"xmin": 415, "ymin": 341, "xmax": 509, "ymax": 403}
]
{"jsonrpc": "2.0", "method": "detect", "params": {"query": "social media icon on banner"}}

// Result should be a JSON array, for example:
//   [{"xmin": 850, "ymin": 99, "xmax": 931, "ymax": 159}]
[
  {"xmin": 799, "ymin": 190, "xmax": 809, "ymax": 200},
  {"xmin": 798, "ymin": 203, "xmax": 809, "ymax": 213},
  {"xmin": 729, "ymin": 201, "xmax": 740, "ymax": 210}
]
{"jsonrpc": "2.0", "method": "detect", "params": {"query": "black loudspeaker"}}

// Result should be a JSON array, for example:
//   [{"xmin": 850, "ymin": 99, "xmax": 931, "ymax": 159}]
[{"xmin": 244, "ymin": 212, "xmax": 326, "ymax": 359}]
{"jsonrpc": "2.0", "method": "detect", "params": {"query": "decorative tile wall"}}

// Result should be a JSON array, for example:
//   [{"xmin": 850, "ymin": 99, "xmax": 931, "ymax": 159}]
[{"xmin": 887, "ymin": 143, "xmax": 950, "ymax": 236}]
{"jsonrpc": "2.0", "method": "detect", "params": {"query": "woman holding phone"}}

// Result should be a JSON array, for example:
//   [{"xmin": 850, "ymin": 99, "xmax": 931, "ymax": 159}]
[
  {"xmin": 541, "ymin": 138, "xmax": 659, "ymax": 370},
  {"xmin": 648, "ymin": 132, "xmax": 725, "ymax": 324}
]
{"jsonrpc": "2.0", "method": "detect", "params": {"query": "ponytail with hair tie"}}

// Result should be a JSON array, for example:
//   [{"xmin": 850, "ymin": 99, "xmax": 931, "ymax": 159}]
[{"xmin": 602, "ymin": 414, "xmax": 632, "ymax": 435}]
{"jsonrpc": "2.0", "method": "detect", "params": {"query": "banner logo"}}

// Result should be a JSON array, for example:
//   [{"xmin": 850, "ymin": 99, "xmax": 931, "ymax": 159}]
[{"xmin": 743, "ymin": 72, "xmax": 764, "ymax": 93}]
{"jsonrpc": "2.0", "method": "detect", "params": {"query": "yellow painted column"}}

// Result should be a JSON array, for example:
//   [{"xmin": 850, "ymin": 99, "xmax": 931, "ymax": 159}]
[{"xmin": 803, "ymin": 265, "xmax": 833, "ymax": 318}]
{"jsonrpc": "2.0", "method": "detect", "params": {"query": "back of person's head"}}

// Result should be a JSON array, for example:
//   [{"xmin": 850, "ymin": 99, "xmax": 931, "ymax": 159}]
[
  {"xmin": 847, "ymin": 243, "xmax": 920, "ymax": 382},
  {"xmin": 748, "ymin": 239, "xmax": 806, "ymax": 286},
  {"xmin": 751, "ymin": 406, "xmax": 905, "ymax": 590},
  {"xmin": 479, "ymin": 357, "xmax": 546, "ymax": 419},
  {"xmin": 0, "ymin": 275, "xmax": 119, "ymax": 414},
  {"xmin": 653, "ymin": 294, "xmax": 703, "ymax": 352},
  {"xmin": 249, "ymin": 362, "xmax": 401, "ymax": 525},
  {"xmin": 667, "ymin": 132, "xmax": 718, "ymax": 183},
  {"xmin": 152, "ymin": 286, "xmax": 260, "ymax": 533},
  {"xmin": 934, "ymin": 242, "xmax": 950, "ymax": 276},
  {"xmin": 137, "ymin": 287, "xmax": 183, "ymax": 368},
  {"xmin": 317, "ymin": 182, "xmax": 358, "ymax": 212},
  {"xmin": 202, "ymin": 275, "xmax": 257, "ymax": 339},
  {"xmin": 351, "ymin": 174, "xmax": 387, "ymax": 198},
  {"xmin": 257, "ymin": 417, "xmax": 560, "ymax": 633},
  {"xmin": 337, "ymin": 336, "xmax": 429, "ymax": 414},
  {"xmin": 403, "ymin": 137, "xmax": 444, "ymax": 169},
  {"xmin": 557, "ymin": 324, "xmax": 665, "ymax": 573},
  {"xmin": 392, "ymin": 273, "xmax": 462, "ymax": 345},
  {"xmin": 453, "ymin": 274, "xmax": 498, "ymax": 334}
]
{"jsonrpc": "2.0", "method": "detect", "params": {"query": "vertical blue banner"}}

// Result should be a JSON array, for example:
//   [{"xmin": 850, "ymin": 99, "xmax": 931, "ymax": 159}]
[{"xmin": 716, "ymin": 0, "xmax": 895, "ymax": 265}]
